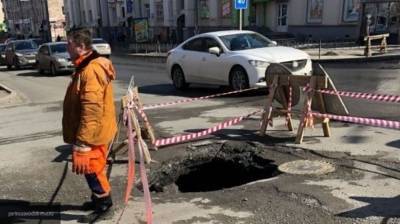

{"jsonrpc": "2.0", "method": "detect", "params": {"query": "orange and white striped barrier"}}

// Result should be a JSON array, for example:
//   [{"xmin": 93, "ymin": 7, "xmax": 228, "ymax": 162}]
[{"xmin": 153, "ymin": 109, "xmax": 262, "ymax": 147}]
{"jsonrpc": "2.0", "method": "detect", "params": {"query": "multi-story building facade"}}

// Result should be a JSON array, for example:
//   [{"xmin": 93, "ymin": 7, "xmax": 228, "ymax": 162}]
[
  {"xmin": 2, "ymin": 0, "xmax": 65, "ymax": 41},
  {"xmin": 64, "ymin": 0, "xmax": 149, "ymax": 43},
  {"xmin": 0, "ymin": 0, "xmax": 5, "ymax": 32},
  {"xmin": 62, "ymin": 0, "xmax": 400, "ymax": 44},
  {"xmin": 147, "ymin": 0, "xmax": 399, "ymax": 43},
  {"xmin": 2, "ymin": 0, "xmax": 49, "ymax": 39}
]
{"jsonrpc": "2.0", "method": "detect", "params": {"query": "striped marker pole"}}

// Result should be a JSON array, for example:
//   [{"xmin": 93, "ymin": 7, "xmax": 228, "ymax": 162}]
[
  {"xmin": 315, "ymin": 89, "xmax": 400, "ymax": 103},
  {"xmin": 312, "ymin": 112, "xmax": 400, "ymax": 129}
]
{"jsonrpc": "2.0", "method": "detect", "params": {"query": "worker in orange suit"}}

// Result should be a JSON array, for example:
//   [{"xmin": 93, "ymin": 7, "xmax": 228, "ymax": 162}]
[{"xmin": 62, "ymin": 28, "xmax": 117, "ymax": 223}]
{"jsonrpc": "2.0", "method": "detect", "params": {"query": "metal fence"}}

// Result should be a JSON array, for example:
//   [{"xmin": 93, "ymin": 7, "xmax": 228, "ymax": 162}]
[
  {"xmin": 127, "ymin": 40, "xmax": 359, "ymax": 54},
  {"xmin": 129, "ymin": 43, "xmax": 178, "ymax": 54},
  {"xmin": 275, "ymin": 38, "xmax": 358, "ymax": 49}
]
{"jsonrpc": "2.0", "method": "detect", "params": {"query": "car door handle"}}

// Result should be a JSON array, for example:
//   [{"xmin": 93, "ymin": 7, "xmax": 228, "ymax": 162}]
[{"xmin": 202, "ymin": 57, "xmax": 206, "ymax": 61}]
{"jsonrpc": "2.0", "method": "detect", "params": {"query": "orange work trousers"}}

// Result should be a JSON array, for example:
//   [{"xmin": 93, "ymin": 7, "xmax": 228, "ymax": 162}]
[{"xmin": 84, "ymin": 145, "xmax": 111, "ymax": 195}]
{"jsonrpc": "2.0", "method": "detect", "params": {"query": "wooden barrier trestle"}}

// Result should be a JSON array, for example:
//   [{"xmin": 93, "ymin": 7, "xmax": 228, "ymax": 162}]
[{"xmin": 259, "ymin": 73, "xmax": 330, "ymax": 144}]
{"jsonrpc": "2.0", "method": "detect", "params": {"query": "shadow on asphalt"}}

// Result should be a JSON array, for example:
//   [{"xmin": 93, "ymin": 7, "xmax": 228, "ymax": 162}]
[
  {"xmin": 387, "ymin": 139, "xmax": 400, "ymax": 149},
  {"xmin": 0, "ymin": 199, "xmax": 87, "ymax": 223},
  {"xmin": 183, "ymin": 128, "xmax": 296, "ymax": 145},
  {"xmin": 16, "ymin": 71, "xmax": 72, "ymax": 77},
  {"xmin": 338, "ymin": 196, "xmax": 400, "ymax": 220},
  {"xmin": 138, "ymin": 84, "xmax": 268, "ymax": 98},
  {"xmin": 53, "ymin": 145, "xmax": 71, "ymax": 163}
]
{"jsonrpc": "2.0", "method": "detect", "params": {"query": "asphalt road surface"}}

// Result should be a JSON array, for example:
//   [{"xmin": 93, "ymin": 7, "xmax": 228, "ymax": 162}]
[{"xmin": 0, "ymin": 57, "xmax": 400, "ymax": 224}]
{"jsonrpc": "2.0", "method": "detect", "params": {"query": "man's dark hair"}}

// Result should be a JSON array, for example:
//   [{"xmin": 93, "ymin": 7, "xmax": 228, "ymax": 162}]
[{"xmin": 67, "ymin": 28, "xmax": 92, "ymax": 49}]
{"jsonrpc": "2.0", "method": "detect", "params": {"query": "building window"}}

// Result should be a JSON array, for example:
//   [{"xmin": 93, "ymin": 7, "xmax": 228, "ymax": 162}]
[
  {"xmin": 221, "ymin": 0, "xmax": 232, "ymax": 18},
  {"xmin": 89, "ymin": 10, "xmax": 93, "ymax": 23},
  {"xmin": 111, "ymin": 7, "xmax": 117, "ymax": 25},
  {"xmin": 145, "ymin": 4, "xmax": 150, "ymax": 18},
  {"xmin": 199, "ymin": 0, "xmax": 210, "ymax": 19},
  {"xmin": 82, "ymin": 10, "xmax": 86, "ymax": 24},
  {"xmin": 155, "ymin": 1, "xmax": 163, "ymax": 22},
  {"xmin": 122, "ymin": 6, "xmax": 125, "ymax": 18}
]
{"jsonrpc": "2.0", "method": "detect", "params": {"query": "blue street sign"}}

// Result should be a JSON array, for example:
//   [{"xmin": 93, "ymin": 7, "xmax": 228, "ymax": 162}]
[
  {"xmin": 235, "ymin": 0, "xmax": 248, "ymax": 10},
  {"xmin": 126, "ymin": 0, "xmax": 133, "ymax": 13}
]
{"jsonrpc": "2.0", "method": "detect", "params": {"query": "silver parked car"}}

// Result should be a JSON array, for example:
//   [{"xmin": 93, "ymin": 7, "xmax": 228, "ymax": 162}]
[
  {"xmin": 5, "ymin": 40, "xmax": 38, "ymax": 70},
  {"xmin": 37, "ymin": 42, "xmax": 74, "ymax": 75}
]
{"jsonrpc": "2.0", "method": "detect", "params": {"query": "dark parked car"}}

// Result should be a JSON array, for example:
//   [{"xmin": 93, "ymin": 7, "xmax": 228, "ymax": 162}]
[
  {"xmin": 5, "ymin": 40, "xmax": 38, "ymax": 70},
  {"xmin": 0, "ymin": 44, "xmax": 6, "ymax": 65},
  {"xmin": 36, "ymin": 42, "xmax": 74, "ymax": 75}
]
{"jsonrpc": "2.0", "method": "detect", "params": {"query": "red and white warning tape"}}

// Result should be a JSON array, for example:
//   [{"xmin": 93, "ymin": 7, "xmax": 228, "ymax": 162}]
[
  {"xmin": 118, "ymin": 107, "xmax": 153, "ymax": 224},
  {"xmin": 129, "ymin": 101, "xmax": 151, "ymax": 124},
  {"xmin": 154, "ymin": 109, "xmax": 262, "ymax": 147},
  {"xmin": 315, "ymin": 88, "xmax": 400, "ymax": 103},
  {"xmin": 143, "ymin": 87, "xmax": 261, "ymax": 110},
  {"xmin": 312, "ymin": 112, "xmax": 400, "ymax": 129}
]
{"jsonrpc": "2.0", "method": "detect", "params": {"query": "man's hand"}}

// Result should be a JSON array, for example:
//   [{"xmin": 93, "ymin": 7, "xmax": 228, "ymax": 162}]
[{"xmin": 72, "ymin": 145, "xmax": 92, "ymax": 175}]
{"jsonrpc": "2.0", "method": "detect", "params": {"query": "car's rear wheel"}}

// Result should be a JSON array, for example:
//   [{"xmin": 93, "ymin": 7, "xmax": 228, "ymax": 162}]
[
  {"xmin": 171, "ymin": 66, "xmax": 188, "ymax": 90},
  {"xmin": 230, "ymin": 66, "xmax": 249, "ymax": 91},
  {"xmin": 50, "ymin": 63, "xmax": 57, "ymax": 76}
]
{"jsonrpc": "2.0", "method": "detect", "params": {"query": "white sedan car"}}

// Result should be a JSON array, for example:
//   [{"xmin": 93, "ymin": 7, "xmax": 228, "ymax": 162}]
[
  {"xmin": 166, "ymin": 30, "xmax": 312, "ymax": 90},
  {"xmin": 92, "ymin": 38, "xmax": 111, "ymax": 57}
]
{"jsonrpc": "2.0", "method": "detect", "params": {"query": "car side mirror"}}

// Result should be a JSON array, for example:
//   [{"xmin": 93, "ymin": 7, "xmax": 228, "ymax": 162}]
[
  {"xmin": 271, "ymin": 41, "xmax": 278, "ymax": 46},
  {"xmin": 209, "ymin": 47, "xmax": 221, "ymax": 56}
]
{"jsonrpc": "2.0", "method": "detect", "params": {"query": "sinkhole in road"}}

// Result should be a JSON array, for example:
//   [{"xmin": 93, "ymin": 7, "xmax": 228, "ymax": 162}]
[{"xmin": 149, "ymin": 142, "xmax": 280, "ymax": 193}]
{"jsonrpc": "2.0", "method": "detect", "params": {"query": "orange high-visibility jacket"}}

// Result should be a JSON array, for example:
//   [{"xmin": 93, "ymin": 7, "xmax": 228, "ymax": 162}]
[{"xmin": 63, "ymin": 52, "xmax": 117, "ymax": 146}]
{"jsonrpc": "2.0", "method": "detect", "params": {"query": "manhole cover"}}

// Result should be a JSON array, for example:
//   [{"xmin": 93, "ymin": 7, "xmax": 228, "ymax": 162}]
[
  {"xmin": 278, "ymin": 160, "xmax": 335, "ymax": 175},
  {"xmin": 148, "ymin": 142, "xmax": 281, "ymax": 193}
]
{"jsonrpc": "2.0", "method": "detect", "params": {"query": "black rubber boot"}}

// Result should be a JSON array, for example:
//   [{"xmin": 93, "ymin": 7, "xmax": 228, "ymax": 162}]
[
  {"xmin": 81, "ymin": 194, "xmax": 97, "ymax": 211},
  {"xmin": 79, "ymin": 195, "xmax": 113, "ymax": 223}
]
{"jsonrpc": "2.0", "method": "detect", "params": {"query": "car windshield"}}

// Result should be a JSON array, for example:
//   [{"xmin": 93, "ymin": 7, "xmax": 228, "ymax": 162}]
[
  {"xmin": 93, "ymin": 39, "xmax": 107, "ymax": 44},
  {"xmin": 219, "ymin": 33, "xmax": 274, "ymax": 51},
  {"xmin": 50, "ymin": 44, "xmax": 67, "ymax": 54},
  {"xmin": 15, "ymin": 41, "xmax": 37, "ymax": 50},
  {"xmin": 31, "ymin": 39, "xmax": 44, "ymax": 46}
]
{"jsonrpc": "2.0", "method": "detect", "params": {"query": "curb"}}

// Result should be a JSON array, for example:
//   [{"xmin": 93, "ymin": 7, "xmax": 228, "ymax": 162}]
[
  {"xmin": 115, "ymin": 52, "xmax": 400, "ymax": 64},
  {"xmin": 111, "ymin": 54, "xmax": 166, "ymax": 68},
  {"xmin": 0, "ymin": 83, "xmax": 17, "ymax": 104},
  {"xmin": 313, "ymin": 54, "xmax": 400, "ymax": 63}
]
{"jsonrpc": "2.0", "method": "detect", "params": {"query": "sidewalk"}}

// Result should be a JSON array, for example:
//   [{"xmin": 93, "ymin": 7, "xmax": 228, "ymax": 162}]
[
  {"xmin": 113, "ymin": 44, "xmax": 400, "ymax": 64},
  {"xmin": 305, "ymin": 45, "xmax": 400, "ymax": 62}
]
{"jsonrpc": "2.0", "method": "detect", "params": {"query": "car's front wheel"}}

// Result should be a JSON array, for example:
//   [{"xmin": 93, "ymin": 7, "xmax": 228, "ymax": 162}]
[
  {"xmin": 171, "ymin": 66, "xmax": 188, "ymax": 90},
  {"xmin": 230, "ymin": 66, "xmax": 249, "ymax": 91}
]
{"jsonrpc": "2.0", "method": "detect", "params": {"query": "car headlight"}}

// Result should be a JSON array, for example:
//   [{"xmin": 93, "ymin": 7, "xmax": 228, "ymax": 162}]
[
  {"xmin": 57, "ymin": 58, "xmax": 67, "ymax": 63},
  {"xmin": 15, "ymin": 53, "xmax": 23, "ymax": 57},
  {"xmin": 248, "ymin": 60, "xmax": 269, "ymax": 68}
]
